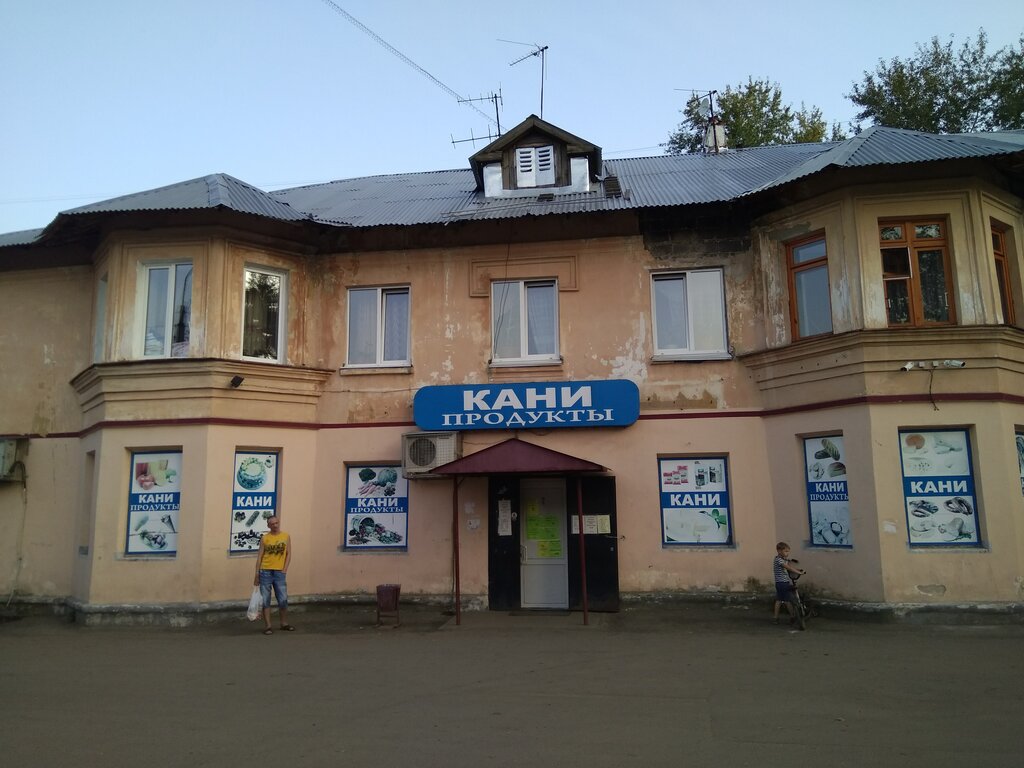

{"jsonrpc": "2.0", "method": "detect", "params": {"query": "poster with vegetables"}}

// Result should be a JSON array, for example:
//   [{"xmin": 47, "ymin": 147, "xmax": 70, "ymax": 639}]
[
  {"xmin": 230, "ymin": 451, "xmax": 279, "ymax": 552},
  {"xmin": 126, "ymin": 450, "xmax": 182, "ymax": 555},
  {"xmin": 899, "ymin": 429, "xmax": 980, "ymax": 546},
  {"xmin": 659, "ymin": 457, "xmax": 731, "ymax": 545},
  {"xmin": 1016, "ymin": 432, "xmax": 1024, "ymax": 496},
  {"xmin": 344, "ymin": 465, "xmax": 408, "ymax": 549},
  {"xmin": 803, "ymin": 436, "xmax": 852, "ymax": 547}
]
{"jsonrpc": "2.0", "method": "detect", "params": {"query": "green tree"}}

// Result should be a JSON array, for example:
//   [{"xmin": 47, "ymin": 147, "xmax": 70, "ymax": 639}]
[
  {"xmin": 666, "ymin": 78, "xmax": 843, "ymax": 154},
  {"xmin": 849, "ymin": 31, "xmax": 1024, "ymax": 133}
]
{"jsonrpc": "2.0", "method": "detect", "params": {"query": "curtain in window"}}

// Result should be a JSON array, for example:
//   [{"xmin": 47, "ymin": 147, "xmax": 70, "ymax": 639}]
[
  {"xmin": 144, "ymin": 268, "xmax": 169, "ymax": 356},
  {"xmin": 654, "ymin": 276, "xmax": 687, "ymax": 351},
  {"xmin": 526, "ymin": 282, "xmax": 556, "ymax": 355},
  {"xmin": 348, "ymin": 289, "xmax": 377, "ymax": 364},
  {"xmin": 492, "ymin": 282, "xmax": 521, "ymax": 359},
  {"xmin": 170, "ymin": 264, "xmax": 192, "ymax": 357},
  {"xmin": 244, "ymin": 271, "xmax": 280, "ymax": 359},
  {"xmin": 382, "ymin": 290, "xmax": 409, "ymax": 362},
  {"xmin": 688, "ymin": 271, "xmax": 726, "ymax": 352}
]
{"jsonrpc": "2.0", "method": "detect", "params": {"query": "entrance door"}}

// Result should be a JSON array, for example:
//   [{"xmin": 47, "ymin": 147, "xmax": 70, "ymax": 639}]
[{"xmin": 520, "ymin": 478, "xmax": 568, "ymax": 609}]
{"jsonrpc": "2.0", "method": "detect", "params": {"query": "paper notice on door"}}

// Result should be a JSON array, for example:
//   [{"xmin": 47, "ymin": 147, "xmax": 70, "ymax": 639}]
[
  {"xmin": 498, "ymin": 505, "xmax": 512, "ymax": 536},
  {"xmin": 571, "ymin": 515, "xmax": 602, "ymax": 534},
  {"xmin": 597, "ymin": 515, "xmax": 611, "ymax": 534},
  {"xmin": 537, "ymin": 539, "xmax": 562, "ymax": 558}
]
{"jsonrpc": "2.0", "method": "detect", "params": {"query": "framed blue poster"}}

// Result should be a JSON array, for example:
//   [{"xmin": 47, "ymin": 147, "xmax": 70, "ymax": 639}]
[
  {"xmin": 659, "ymin": 457, "xmax": 732, "ymax": 545},
  {"xmin": 344, "ymin": 465, "xmax": 408, "ymax": 550},
  {"xmin": 899, "ymin": 429, "xmax": 980, "ymax": 547},
  {"xmin": 230, "ymin": 451, "xmax": 279, "ymax": 552},
  {"xmin": 126, "ymin": 450, "xmax": 182, "ymax": 555},
  {"xmin": 803, "ymin": 436, "xmax": 852, "ymax": 547}
]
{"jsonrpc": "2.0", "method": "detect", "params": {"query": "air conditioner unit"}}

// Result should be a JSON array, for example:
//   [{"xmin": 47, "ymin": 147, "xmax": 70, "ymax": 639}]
[
  {"xmin": 0, "ymin": 439, "xmax": 18, "ymax": 480},
  {"xmin": 402, "ymin": 431, "xmax": 461, "ymax": 478}
]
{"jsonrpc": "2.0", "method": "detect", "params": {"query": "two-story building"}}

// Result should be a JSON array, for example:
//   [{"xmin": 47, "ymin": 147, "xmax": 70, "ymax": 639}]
[{"xmin": 2, "ymin": 116, "xmax": 1023, "ymax": 620}]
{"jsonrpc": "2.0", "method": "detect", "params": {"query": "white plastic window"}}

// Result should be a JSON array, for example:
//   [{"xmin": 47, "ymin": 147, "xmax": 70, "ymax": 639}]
[
  {"xmin": 242, "ymin": 267, "xmax": 286, "ymax": 362},
  {"xmin": 347, "ymin": 286, "xmax": 410, "ymax": 366},
  {"xmin": 143, "ymin": 262, "xmax": 192, "ymax": 358},
  {"xmin": 651, "ymin": 269, "xmax": 728, "ymax": 359},
  {"xmin": 491, "ymin": 279, "xmax": 559, "ymax": 364}
]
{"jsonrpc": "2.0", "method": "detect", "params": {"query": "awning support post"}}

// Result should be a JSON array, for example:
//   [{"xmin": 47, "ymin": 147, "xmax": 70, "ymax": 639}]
[
  {"xmin": 452, "ymin": 476, "xmax": 462, "ymax": 626},
  {"xmin": 577, "ymin": 476, "xmax": 589, "ymax": 626}
]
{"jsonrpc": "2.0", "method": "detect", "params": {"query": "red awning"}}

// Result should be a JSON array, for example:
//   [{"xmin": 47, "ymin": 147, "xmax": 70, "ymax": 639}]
[{"xmin": 431, "ymin": 437, "xmax": 605, "ymax": 475}]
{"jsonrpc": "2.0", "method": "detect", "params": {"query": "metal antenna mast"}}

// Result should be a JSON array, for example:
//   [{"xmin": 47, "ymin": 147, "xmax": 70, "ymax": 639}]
[
  {"xmin": 320, "ymin": 0, "xmax": 498, "ymax": 129},
  {"xmin": 452, "ymin": 91, "xmax": 504, "ymax": 147},
  {"xmin": 501, "ymin": 39, "xmax": 548, "ymax": 118}
]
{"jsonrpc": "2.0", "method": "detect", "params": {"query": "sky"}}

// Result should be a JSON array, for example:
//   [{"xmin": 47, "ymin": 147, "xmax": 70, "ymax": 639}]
[{"xmin": 1, "ymin": 0, "xmax": 1022, "ymax": 235}]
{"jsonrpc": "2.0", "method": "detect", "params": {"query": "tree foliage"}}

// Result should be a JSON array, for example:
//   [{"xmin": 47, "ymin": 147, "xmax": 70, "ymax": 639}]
[
  {"xmin": 849, "ymin": 31, "xmax": 1024, "ymax": 133},
  {"xmin": 666, "ymin": 77, "xmax": 843, "ymax": 154}
]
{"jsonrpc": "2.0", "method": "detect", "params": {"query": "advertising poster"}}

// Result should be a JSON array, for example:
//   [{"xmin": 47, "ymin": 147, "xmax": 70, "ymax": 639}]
[
  {"xmin": 899, "ymin": 429, "xmax": 980, "ymax": 546},
  {"xmin": 126, "ymin": 450, "xmax": 182, "ymax": 555},
  {"xmin": 659, "ymin": 457, "xmax": 731, "ymax": 545},
  {"xmin": 803, "ymin": 436, "xmax": 852, "ymax": 547},
  {"xmin": 1016, "ymin": 432, "xmax": 1024, "ymax": 496},
  {"xmin": 230, "ymin": 451, "xmax": 279, "ymax": 552},
  {"xmin": 344, "ymin": 465, "xmax": 408, "ymax": 550}
]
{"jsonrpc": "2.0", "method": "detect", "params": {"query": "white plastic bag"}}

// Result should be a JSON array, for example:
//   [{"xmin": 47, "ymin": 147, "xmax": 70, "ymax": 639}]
[{"xmin": 246, "ymin": 586, "xmax": 263, "ymax": 621}]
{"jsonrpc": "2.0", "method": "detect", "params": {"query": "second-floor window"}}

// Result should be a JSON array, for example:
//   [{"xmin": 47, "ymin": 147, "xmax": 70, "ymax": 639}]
[
  {"xmin": 143, "ymin": 262, "xmax": 192, "ymax": 357},
  {"xmin": 880, "ymin": 219, "xmax": 954, "ymax": 327},
  {"xmin": 347, "ymin": 286, "xmax": 410, "ymax": 366},
  {"xmin": 243, "ymin": 267, "xmax": 285, "ymax": 362},
  {"xmin": 651, "ymin": 269, "xmax": 729, "ymax": 359},
  {"xmin": 787, "ymin": 234, "xmax": 832, "ymax": 339},
  {"xmin": 492, "ymin": 279, "xmax": 559, "ymax": 364},
  {"xmin": 992, "ymin": 225, "xmax": 1015, "ymax": 325}
]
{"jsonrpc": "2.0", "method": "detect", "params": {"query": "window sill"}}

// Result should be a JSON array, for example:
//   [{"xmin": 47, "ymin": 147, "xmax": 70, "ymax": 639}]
[
  {"xmin": 339, "ymin": 365, "xmax": 413, "ymax": 376},
  {"xmin": 488, "ymin": 357, "xmax": 563, "ymax": 369},
  {"xmin": 651, "ymin": 352, "xmax": 731, "ymax": 363}
]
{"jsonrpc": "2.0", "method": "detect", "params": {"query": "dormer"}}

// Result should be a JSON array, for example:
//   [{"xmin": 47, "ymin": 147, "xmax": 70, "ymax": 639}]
[{"xmin": 469, "ymin": 115, "xmax": 602, "ymax": 198}]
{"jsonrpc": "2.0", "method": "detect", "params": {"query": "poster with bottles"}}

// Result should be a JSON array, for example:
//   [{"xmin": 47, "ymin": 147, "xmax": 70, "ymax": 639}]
[
  {"xmin": 126, "ymin": 450, "xmax": 182, "ymax": 555},
  {"xmin": 899, "ymin": 429, "xmax": 980, "ymax": 546},
  {"xmin": 803, "ymin": 436, "xmax": 851, "ymax": 547},
  {"xmin": 230, "ymin": 451, "xmax": 279, "ymax": 552},
  {"xmin": 344, "ymin": 465, "xmax": 409, "ymax": 550},
  {"xmin": 659, "ymin": 457, "xmax": 731, "ymax": 545}
]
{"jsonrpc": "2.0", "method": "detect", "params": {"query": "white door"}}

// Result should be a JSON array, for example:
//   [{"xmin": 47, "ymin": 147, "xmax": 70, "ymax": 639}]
[{"xmin": 520, "ymin": 478, "xmax": 568, "ymax": 609}]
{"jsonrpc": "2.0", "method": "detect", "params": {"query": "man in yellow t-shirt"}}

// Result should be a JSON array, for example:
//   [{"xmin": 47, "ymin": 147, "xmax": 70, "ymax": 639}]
[{"xmin": 253, "ymin": 516, "xmax": 293, "ymax": 634}]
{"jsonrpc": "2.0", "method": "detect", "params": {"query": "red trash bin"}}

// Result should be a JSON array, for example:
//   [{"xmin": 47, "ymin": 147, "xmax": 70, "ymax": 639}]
[{"xmin": 376, "ymin": 583, "xmax": 401, "ymax": 626}]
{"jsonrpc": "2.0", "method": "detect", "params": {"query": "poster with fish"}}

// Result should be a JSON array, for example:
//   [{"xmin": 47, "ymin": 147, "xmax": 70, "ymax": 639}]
[
  {"xmin": 899, "ymin": 429, "xmax": 980, "ymax": 546},
  {"xmin": 803, "ymin": 436, "xmax": 852, "ymax": 548},
  {"xmin": 659, "ymin": 457, "xmax": 731, "ymax": 545},
  {"xmin": 344, "ymin": 464, "xmax": 409, "ymax": 549},
  {"xmin": 1016, "ymin": 432, "xmax": 1024, "ymax": 496},
  {"xmin": 126, "ymin": 450, "xmax": 182, "ymax": 555},
  {"xmin": 230, "ymin": 451, "xmax": 279, "ymax": 553}
]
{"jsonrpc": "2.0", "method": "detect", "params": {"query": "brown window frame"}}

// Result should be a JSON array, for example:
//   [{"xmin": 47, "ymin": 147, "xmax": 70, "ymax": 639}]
[
  {"xmin": 879, "ymin": 218, "xmax": 956, "ymax": 327},
  {"xmin": 992, "ymin": 224, "xmax": 1016, "ymax": 325},
  {"xmin": 786, "ymin": 232, "xmax": 832, "ymax": 340}
]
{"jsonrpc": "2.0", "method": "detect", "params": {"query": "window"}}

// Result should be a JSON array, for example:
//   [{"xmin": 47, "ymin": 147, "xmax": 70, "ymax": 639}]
[
  {"xmin": 243, "ymin": 267, "xmax": 285, "ymax": 362},
  {"xmin": 992, "ymin": 225, "xmax": 1015, "ymax": 325},
  {"xmin": 346, "ymin": 286, "xmax": 410, "ymax": 366},
  {"xmin": 786, "ymin": 234, "xmax": 832, "ymax": 339},
  {"xmin": 491, "ymin": 279, "xmax": 559, "ymax": 363},
  {"xmin": 880, "ymin": 220, "xmax": 954, "ymax": 327},
  {"xmin": 143, "ymin": 262, "xmax": 192, "ymax": 357},
  {"xmin": 516, "ymin": 145, "xmax": 555, "ymax": 188},
  {"xmin": 651, "ymin": 269, "xmax": 728, "ymax": 359}
]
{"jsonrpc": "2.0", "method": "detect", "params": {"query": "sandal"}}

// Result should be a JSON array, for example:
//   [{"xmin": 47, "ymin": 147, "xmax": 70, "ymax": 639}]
[
  {"xmin": 280, "ymin": 624, "xmax": 295, "ymax": 631},
  {"xmin": 263, "ymin": 628, "xmax": 273, "ymax": 635}
]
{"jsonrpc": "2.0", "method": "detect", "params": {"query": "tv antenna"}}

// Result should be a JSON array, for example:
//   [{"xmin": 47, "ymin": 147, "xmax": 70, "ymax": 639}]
[
  {"xmin": 501, "ymin": 39, "xmax": 548, "ymax": 118},
  {"xmin": 452, "ymin": 90, "xmax": 503, "ymax": 147}
]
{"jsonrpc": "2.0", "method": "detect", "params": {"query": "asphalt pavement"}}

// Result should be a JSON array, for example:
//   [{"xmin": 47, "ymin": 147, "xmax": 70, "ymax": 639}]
[{"xmin": 2, "ymin": 602, "xmax": 1021, "ymax": 767}]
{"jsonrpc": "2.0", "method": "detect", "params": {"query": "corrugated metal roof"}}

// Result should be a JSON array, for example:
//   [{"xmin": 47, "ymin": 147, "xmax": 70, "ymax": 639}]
[
  {"xmin": 0, "ymin": 228, "xmax": 44, "ymax": 247},
  {"xmin": 63, "ymin": 173, "xmax": 309, "ymax": 221}
]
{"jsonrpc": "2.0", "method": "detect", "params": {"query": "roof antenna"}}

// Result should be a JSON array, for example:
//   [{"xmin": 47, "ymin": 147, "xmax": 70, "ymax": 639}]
[
  {"xmin": 452, "ymin": 90, "xmax": 503, "ymax": 147},
  {"xmin": 501, "ymin": 40, "xmax": 548, "ymax": 118}
]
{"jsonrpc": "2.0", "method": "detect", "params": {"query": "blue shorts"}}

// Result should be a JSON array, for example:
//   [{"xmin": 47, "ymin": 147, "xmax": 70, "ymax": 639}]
[
  {"xmin": 259, "ymin": 569, "xmax": 288, "ymax": 609},
  {"xmin": 775, "ymin": 582, "xmax": 797, "ymax": 602}
]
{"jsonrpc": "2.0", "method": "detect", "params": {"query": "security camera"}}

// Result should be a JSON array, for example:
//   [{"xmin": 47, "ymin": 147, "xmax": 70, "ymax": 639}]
[
  {"xmin": 900, "ymin": 361, "xmax": 916, "ymax": 371},
  {"xmin": 943, "ymin": 359, "xmax": 966, "ymax": 368}
]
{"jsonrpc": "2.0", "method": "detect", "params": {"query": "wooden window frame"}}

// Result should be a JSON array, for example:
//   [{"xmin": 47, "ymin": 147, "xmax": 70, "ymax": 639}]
[
  {"xmin": 785, "ymin": 232, "xmax": 832, "ymax": 340},
  {"xmin": 879, "ymin": 218, "xmax": 956, "ymax": 327},
  {"xmin": 992, "ymin": 224, "xmax": 1016, "ymax": 325}
]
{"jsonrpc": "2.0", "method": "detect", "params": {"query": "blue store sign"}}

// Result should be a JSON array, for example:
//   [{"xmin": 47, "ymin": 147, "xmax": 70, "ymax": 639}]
[{"xmin": 414, "ymin": 379, "xmax": 640, "ymax": 431}]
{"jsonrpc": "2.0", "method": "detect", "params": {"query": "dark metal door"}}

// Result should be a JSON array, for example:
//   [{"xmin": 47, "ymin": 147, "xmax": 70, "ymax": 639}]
[
  {"xmin": 568, "ymin": 475, "xmax": 620, "ymax": 612},
  {"xmin": 487, "ymin": 477, "xmax": 520, "ymax": 610}
]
